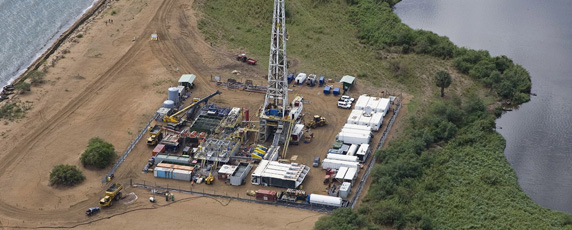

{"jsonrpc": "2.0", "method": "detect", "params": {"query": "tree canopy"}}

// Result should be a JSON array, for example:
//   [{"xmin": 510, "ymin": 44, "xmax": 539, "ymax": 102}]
[
  {"xmin": 80, "ymin": 137, "xmax": 116, "ymax": 169},
  {"xmin": 49, "ymin": 164, "xmax": 85, "ymax": 186},
  {"xmin": 434, "ymin": 70, "xmax": 452, "ymax": 97}
]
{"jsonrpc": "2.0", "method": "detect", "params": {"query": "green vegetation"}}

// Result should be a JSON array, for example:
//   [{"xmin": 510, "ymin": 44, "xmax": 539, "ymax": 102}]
[
  {"xmin": 14, "ymin": 81, "xmax": 31, "ymax": 93},
  {"xmin": 0, "ymin": 99, "xmax": 32, "ymax": 121},
  {"xmin": 195, "ymin": 0, "xmax": 570, "ymax": 229},
  {"xmin": 434, "ymin": 70, "xmax": 451, "ymax": 97},
  {"xmin": 80, "ymin": 137, "xmax": 117, "ymax": 169},
  {"xmin": 28, "ymin": 70, "xmax": 46, "ymax": 85},
  {"xmin": 49, "ymin": 164, "xmax": 85, "ymax": 186}
]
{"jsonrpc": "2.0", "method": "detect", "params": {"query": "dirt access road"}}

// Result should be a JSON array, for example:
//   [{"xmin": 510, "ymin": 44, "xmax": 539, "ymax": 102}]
[{"xmin": 0, "ymin": 0, "xmax": 325, "ymax": 228}]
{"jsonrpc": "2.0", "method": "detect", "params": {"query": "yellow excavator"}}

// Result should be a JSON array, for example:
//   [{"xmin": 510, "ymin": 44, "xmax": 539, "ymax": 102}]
[{"xmin": 163, "ymin": 90, "xmax": 221, "ymax": 123}]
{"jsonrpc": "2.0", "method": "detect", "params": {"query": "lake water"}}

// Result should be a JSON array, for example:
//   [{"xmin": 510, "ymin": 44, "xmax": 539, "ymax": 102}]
[
  {"xmin": 0, "ymin": 0, "xmax": 97, "ymax": 86},
  {"xmin": 395, "ymin": 0, "xmax": 572, "ymax": 214}
]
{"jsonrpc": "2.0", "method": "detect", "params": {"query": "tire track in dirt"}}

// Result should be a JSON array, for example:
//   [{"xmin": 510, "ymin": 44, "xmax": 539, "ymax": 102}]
[{"xmin": 0, "ymin": 0, "xmax": 170, "ymax": 222}]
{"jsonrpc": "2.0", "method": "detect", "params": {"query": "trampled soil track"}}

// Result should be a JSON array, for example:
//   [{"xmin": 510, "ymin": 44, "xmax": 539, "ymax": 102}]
[{"xmin": 0, "ymin": 0, "xmax": 170, "ymax": 223}]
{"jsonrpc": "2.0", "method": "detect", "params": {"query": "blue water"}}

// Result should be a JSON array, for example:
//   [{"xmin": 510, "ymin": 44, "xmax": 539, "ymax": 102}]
[
  {"xmin": 395, "ymin": 0, "xmax": 572, "ymax": 214},
  {"xmin": 0, "ymin": 0, "xmax": 97, "ymax": 85}
]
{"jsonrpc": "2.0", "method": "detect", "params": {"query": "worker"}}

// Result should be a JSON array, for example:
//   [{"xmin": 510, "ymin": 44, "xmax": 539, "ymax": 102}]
[{"xmin": 165, "ymin": 192, "xmax": 169, "ymax": 201}]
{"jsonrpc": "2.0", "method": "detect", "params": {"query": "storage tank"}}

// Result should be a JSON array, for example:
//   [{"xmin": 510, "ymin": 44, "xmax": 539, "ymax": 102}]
[
  {"xmin": 244, "ymin": 108, "xmax": 250, "ymax": 121},
  {"xmin": 308, "ymin": 194, "xmax": 342, "ymax": 207},
  {"xmin": 163, "ymin": 100, "xmax": 175, "ymax": 108},
  {"xmin": 347, "ymin": 144, "xmax": 359, "ymax": 156},
  {"xmin": 168, "ymin": 87, "xmax": 179, "ymax": 105}
]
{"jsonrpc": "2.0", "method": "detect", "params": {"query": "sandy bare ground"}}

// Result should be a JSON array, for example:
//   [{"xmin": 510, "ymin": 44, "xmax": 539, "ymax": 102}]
[{"xmin": 0, "ymin": 0, "xmax": 409, "ymax": 228}]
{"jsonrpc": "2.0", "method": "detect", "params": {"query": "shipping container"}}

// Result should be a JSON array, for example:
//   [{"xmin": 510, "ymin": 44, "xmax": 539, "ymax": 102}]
[
  {"xmin": 287, "ymin": 74, "xmax": 295, "ymax": 83},
  {"xmin": 255, "ymin": 189, "xmax": 277, "ymax": 202},
  {"xmin": 308, "ymin": 194, "xmax": 342, "ymax": 207},
  {"xmin": 319, "ymin": 76, "xmax": 325, "ymax": 86},
  {"xmin": 322, "ymin": 158, "xmax": 360, "ymax": 170},
  {"xmin": 152, "ymin": 144, "xmax": 166, "ymax": 156},
  {"xmin": 346, "ymin": 110, "xmax": 364, "ymax": 125},
  {"xmin": 340, "ymin": 128, "xmax": 372, "ymax": 136},
  {"xmin": 378, "ymin": 98, "xmax": 391, "ymax": 113},
  {"xmin": 344, "ymin": 168, "xmax": 357, "ymax": 184},
  {"xmin": 337, "ymin": 132, "xmax": 370, "ymax": 145},
  {"xmin": 172, "ymin": 169, "xmax": 192, "ymax": 181},
  {"xmin": 157, "ymin": 163, "xmax": 175, "ymax": 169},
  {"xmin": 327, "ymin": 153, "xmax": 359, "ymax": 162},
  {"xmin": 358, "ymin": 113, "xmax": 372, "ymax": 126},
  {"xmin": 328, "ymin": 149, "xmax": 344, "ymax": 155},
  {"xmin": 323, "ymin": 86, "xmax": 331, "ymax": 94},
  {"xmin": 173, "ymin": 165, "xmax": 194, "ymax": 172},
  {"xmin": 153, "ymin": 167, "xmax": 173, "ymax": 179},
  {"xmin": 342, "ymin": 123, "xmax": 371, "ymax": 131}
]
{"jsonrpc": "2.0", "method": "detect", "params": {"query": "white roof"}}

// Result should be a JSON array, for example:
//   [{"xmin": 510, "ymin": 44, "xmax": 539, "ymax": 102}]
[
  {"xmin": 344, "ymin": 168, "xmax": 357, "ymax": 180},
  {"xmin": 252, "ymin": 160, "xmax": 310, "ymax": 185},
  {"xmin": 357, "ymin": 144, "xmax": 369, "ymax": 155},
  {"xmin": 355, "ymin": 95, "xmax": 370, "ymax": 110},
  {"xmin": 335, "ymin": 167, "xmax": 348, "ymax": 180},
  {"xmin": 218, "ymin": 164, "xmax": 238, "ymax": 175},
  {"xmin": 343, "ymin": 123, "xmax": 370, "ymax": 131}
]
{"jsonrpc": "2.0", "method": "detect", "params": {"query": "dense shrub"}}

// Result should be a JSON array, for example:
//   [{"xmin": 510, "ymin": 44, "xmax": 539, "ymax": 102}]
[
  {"xmin": 49, "ymin": 164, "xmax": 85, "ymax": 186},
  {"xmin": 315, "ymin": 208, "xmax": 373, "ymax": 230},
  {"xmin": 80, "ymin": 137, "xmax": 116, "ymax": 169}
]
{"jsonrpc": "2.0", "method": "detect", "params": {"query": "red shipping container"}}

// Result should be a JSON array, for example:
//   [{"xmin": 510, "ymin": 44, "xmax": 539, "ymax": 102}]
[
  {"xmin": 255, "ymin": 190, "xmax": 277, "ymax": 202},
  {"xmin": 152, "ymin": 144, "xmax": 166, "ymax": 156},
  {"xmin": 157, "ymin": 163, "xmax": 175, "ymax": 169}
]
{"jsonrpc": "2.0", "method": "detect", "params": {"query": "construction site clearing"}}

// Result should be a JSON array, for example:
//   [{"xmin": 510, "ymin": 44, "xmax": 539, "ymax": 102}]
[{"xmin": 121, "ymin": 72, "xmax": 401, "ymax": 210}]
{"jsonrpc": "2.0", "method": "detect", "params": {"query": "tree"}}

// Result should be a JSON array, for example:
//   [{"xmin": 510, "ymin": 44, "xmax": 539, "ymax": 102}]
[
  {"xmin": 80, "ymin": 137, "xmax": 116, "ymax": 169},
  {"xmin": 314, "ymin": 208, "xmax": 373, "ymax": 230},
  {"xmin": 49, "ymin": 164, "xmax": 85, "ymax": 186},
  {"xmin": 434, "ymin": 70, "xmax": 452, "ymax": 97}
]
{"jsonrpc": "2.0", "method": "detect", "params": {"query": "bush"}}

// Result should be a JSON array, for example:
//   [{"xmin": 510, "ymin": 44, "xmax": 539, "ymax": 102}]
[
  {"xmin": 80, "ymin": 137, "xmax": 116, "ymax": 169},
  {"xmin": 14, "ymin": 82, "xmax": 31, "ymax": 93},
  {"xmin": 28, "ymin": 70, "xmax": 46, "ymax": 85},
  {"xmin": 315, "ymin": 208, "xmax": 373, "ymax": 230},
  {"xmin": 49, "ymin": 164, "xmax": 85, "ymax": 186}
]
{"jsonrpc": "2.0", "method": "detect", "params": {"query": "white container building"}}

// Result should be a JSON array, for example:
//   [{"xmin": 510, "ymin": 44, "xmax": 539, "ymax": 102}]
[
  {"xmin": 378, "ymin": 98, "xmax": 390, "ymax": 114},
  {"xmin": 356, "ymin": 144, "xmax": 370, "ymax": 162},
  {"xmin": 346, "ymin": 110, "xmax": 363, "ymax": 125},
  {"xmin": 337, "ymin": 131, "xmax": 370, "ymax": 145},
  {"xmin": 340, "ymin": 128, "xmax": 371, "ymax": 137},
  {"xmin": 339, "ymin": 182, "xmax": 351, "ymax": 198},
  {"xmin": 370, "ymin": 112, "xmax": 384, "ymax": 131},
  {"xmin": 322, "ymin": 158, "xmax": 360, "ymax": 170},
  {"xmin": 335, "ymin": 167, "xmax": 348, "ymax": 181},
  {"xmin": 344, "ymin": 167, "xmax": 357, "ymax": 184},
  {"xmin": 355, "ymin": 95, "xmax": 370, "ymax": 111},
  {"xmin": 172, "ymin": 169, "xmax": 192, "ymax": 181},
  {"xmin": 251, "ymin": 160, "xmax": 310, "ymax": 189},
  {"xmin": 358, "ymin": 114, "xmax": 372, "ymax": 126},
  {"xmin": 343, "ymin": 123, "xmax": 371, "ymax": 131},
  {"xmin": 308, "ymin": 194, "xmax": 342, "ymax": 207},
  {"xmin": 326, "ymin": 153, "xmax": 358, "ymax": 162}
]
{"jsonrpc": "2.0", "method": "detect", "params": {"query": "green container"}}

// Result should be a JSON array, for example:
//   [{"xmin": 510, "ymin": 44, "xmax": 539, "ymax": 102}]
[{"xmin": 333, "ymin": 140, "xmax": 344, "ymax": 150}]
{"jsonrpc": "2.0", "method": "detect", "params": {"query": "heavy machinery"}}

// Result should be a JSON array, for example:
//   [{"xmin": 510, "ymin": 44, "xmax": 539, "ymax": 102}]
[
  {"xmin": 163, "ymin": 90, "xmax": 221, "ymax": 123},
  {"xmin": 306, "ymin": 74, "xmax": 317, "ymax": 87},
  {"xmin": 236, "ymin": 54, "xmax": 257, "ymax": 65},
  {"xmin": 306, "ymin": 115, "xmax": 327, "ymax": 129},
  {"xmin": 147, "ymin": 122, "xmax": 163, "ymax": 145},
  {"xmin": 100, "ymin": 183, "xmax": 123, "ymax": 207},
  {"xmin": 205, "ymin": 172, "xmax": 214, "ymax": 185}
]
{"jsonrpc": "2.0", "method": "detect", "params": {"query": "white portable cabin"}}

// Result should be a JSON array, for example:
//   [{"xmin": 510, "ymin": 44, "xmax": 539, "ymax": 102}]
[
  {"xmin": 346, "ymin": 110, "xmax": 363, "ymax": 125},
  {"xmin": 322, "ymin": 158, "xmax": 360, "ymax": 170},
  {"xmin": 355, "ymin": 95, "xmax": 370, "ymax": 111},
  {"xmin": 347, "ymin": 144, "xmax": 359, "ymax": 156},
  {"xmin": 344, "ymin": 167, "xmax": 357, "ymax": 184},
  {"xmin": 356, "ymin": 144, "xmax": 370, "ymax": 162},
  {"xmin": 339, "ymin": 182, "xmax": 351, "ymax": 198},
  {"xmin": 326, "ymin": 153, "xmax": 358, "ymax": 162},
  {"xmin": 308, "ymin": 194, "xmax": 343, "ymax": 207},
  {"xmin": 295, "ymin": 73, "xmax": 307, "ymax": 84},
  {"xmin": 343, "ymin": 123, "xmax": 371, "ymax": 131},
  {"xmin": 335, "ymin": 167, "xmax": 348, "ymax": 181},
  {"xmin": 172, "ymin": 169, "xmax": 192, "ymax": 181},
  {"xmin": 378, "ymin": 98, "xmax": 391, "ymax": 114},
  {"xmin": 358, "ymin": 114, "xmax": 372, "ymax": 126},
  {"xmin": 370, "ymin": 112, "xmax": 384, "ymax": 131},
  {"xmin": 337, "ymin": 131, "xmax": 370, "ymax": 145},
  {"xmin": 340, "ymin": 128, "xmax": 371, "ymax": 137}
]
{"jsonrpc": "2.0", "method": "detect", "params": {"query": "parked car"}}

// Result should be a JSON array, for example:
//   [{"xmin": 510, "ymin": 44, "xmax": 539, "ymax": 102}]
[
  {"xmin": 86, "ymin": 207, "xmax": 100, "ymax": 216},
  {"xmin": 313, "ymin": 157, "xmax": 321, "ymax": 167},
  {"xmin": 339, "ymin": 95, "xmax": 354, "ymax": 103},
  {"xmin": 337, "ymin": 101, "xmax": 351, "ymax": 109}
]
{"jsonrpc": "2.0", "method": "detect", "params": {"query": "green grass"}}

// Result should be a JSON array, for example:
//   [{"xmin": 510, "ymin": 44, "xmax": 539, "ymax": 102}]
[{"xmin": 195, "ymin": 0, "xmax": 570, "ymax": 229}]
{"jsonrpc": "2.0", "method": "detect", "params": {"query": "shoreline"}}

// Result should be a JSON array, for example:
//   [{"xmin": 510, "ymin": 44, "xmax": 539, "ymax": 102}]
[{"xmin": 7, "ymin": 0, "xmax": 108, "ymax": 87}]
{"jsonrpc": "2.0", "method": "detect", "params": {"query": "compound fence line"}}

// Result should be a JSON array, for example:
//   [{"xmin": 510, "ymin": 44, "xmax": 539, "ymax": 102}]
[
  {"xmin": 350, "ymin": 102, "xmax": 402, "ymax": 209},
  {"xmin": 102, "ymin": 114, "xmax": 159, "ymax": 183},
  {"xmin": 133, "ymin": 180, "xmax": 337, "ymax": 213}
]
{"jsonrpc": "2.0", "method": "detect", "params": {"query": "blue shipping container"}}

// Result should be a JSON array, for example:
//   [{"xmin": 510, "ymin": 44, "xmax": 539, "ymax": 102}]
[
  {"xmin": 323, "ymin": 86, "xmax": 331, "ymax": 94},
  {"xmin": 333, "ymin": 88, "xmax": 341, "ymax": 95},
  {"xmin": 319, "ymin": 76, "xmax": 325, "ymax": 86}
]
